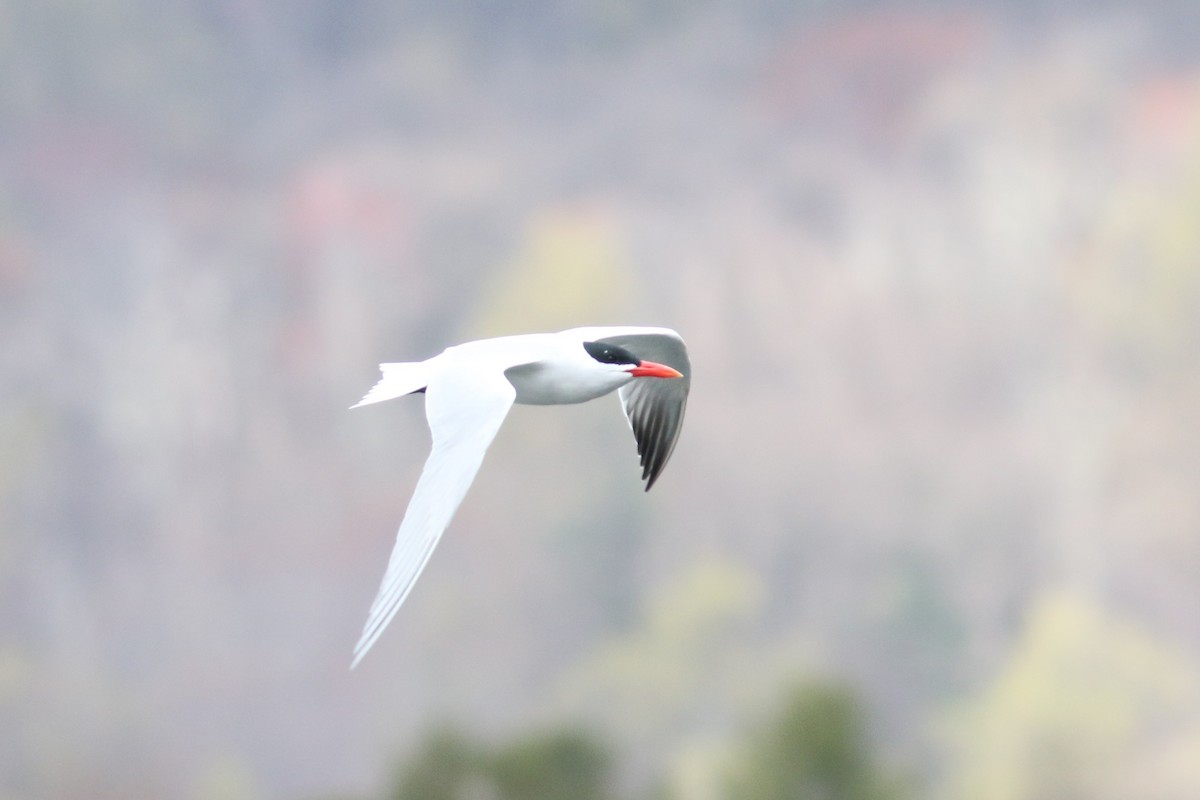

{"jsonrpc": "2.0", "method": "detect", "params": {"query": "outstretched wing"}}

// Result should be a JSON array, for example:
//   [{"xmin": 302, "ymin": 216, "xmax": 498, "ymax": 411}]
[
  {"xmin": 599, "ymin": 330, "xmax": 691, "ymax": 490},
  {"xmin": 352, "ymin": 368, "xmax": 516, "ymax": 667}
]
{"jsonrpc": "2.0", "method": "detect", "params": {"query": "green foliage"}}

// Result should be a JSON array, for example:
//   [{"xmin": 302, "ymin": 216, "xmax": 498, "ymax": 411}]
[
  {"xmin": 725, "ymin": 682, "xmax": 904, "ymax": 800},
  {"xmin": 388, "ymin": 679, "xmax": 906, "ymax": 800},
  {"xmin": 939, "ymin": 591, "xmax": 1200, "ymax": 800},
  {"xmin": 390, "ymin": 724, "xmax": 614, "ymax": 800},
  {"xmin": 555, "ymin": 558, "xmax": 769, "ymax": 738},
  {"xmin": 390, "ymin": 727, "xmax": 482, "ymax": 800},
  {"xmin": 553, "ymin": 558, "xmax": 819, "ymax": 797},
  {"xmin": 491, "ymin": 728, "xmax": 614, "ymax": 800}
]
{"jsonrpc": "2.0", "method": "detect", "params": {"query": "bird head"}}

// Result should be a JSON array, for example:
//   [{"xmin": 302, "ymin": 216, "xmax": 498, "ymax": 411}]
[{"xmin": 582, "ymin": 340, "xmax": 683, "ymax": 379}]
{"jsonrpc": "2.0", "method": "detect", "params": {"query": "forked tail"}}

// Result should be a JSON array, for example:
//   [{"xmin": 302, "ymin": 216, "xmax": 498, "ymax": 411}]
[{"xmin": 350, "ymin": 361, "xmax": 430, "ymax": 408}]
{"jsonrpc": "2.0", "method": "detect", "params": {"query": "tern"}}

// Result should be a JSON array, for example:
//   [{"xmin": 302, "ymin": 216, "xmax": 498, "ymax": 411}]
[{"xmin": 349, "ymin": 325, "xmax": 691, "ymax": 666}]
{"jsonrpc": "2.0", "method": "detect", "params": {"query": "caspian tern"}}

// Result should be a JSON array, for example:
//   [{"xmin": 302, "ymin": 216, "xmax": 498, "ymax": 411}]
[{"xmin": 350, "ymin": 326, "xmax": 690, "ymax": 666}]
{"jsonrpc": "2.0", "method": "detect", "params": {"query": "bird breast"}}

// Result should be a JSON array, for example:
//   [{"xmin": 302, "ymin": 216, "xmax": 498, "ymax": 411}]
[{"xmin": 504, "ymin": 360, "xmax": 630, "ymax": 405}]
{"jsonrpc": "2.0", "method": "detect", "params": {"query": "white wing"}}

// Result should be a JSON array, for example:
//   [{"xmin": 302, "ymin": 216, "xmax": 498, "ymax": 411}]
[{"xmin": 351, "ymin": 367, "xmax": 516, "ymax": 667}]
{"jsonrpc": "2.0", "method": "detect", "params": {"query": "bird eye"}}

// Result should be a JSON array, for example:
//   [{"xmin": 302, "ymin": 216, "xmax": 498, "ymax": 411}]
[{"xmin": 584, "ymin": 341, "xmax": 636, "ymax": 365}]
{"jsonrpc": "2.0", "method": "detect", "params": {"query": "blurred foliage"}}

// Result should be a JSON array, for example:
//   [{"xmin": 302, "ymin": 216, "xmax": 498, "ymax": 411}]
[
  {"xmin": 390, "ymin": 726, "xmax": 483, "ymax": 800},
  {"xmin": 554, "ymin": 558, "xmax": 874, "ymax": 798},
  {"xmin": 939, "ymin": 590, "xmax": 1200, "ymax": 800},
  {"xmin": 389, "ymin": 724, "xmax": 614, "ymax": 800},
  {"xmin": 8, "ymin": 2, "xmax": 1200, "ymax": 799},
  {"xmin": 1077, "ymin": 140, "xmax": 1200, "ymax": 356},
  {"xmin": 724, "ymin": 681, "xmax": 906, "ymax": 800},
  {"xmin": 469, "ymin": 205, "xmax": 634, "ymax": 336},
  {"xmin": 490, "ymin": 728, "xmax": 614, "ymax": 800},
  {"xmin": 192, "ymin": 755, "xmax": 263, "ymax": 800},
  {"xmin": 555, "ymin": 559, "xmax": 770, "ymax": 741},
  {"xmin": 387, "ymin": 678, "xmax": 904, "ymax": 800}
]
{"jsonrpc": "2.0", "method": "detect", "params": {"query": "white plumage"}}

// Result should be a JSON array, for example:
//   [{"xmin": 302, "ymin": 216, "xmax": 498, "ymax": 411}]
[{"xmin": 350, "ymin": 326, "xmax": 691, "ymax": 667}]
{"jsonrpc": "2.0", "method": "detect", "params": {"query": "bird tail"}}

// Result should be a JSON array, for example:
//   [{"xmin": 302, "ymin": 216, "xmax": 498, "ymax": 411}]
[{"xmin": 350, "ymin": 361, "xmax": 430, "ymax": 408}]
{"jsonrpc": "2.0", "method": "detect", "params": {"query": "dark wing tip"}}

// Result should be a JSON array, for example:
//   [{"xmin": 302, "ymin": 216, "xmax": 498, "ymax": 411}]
[
  {"xmin": 643, "ymin": 470, "xmax": 661, "ymax": 492},
  {"xmin": 601, "ymin": 331, "xmax": 690, "ymax": 491},
  {"xmin": 628, "ymin": 391, "xmax": 681, "ymax": 491}
]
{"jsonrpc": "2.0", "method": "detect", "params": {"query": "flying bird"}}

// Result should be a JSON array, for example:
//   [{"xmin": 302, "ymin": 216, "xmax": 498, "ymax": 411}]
[{"xmin": 349, "ymin": 326, "xmax": 690, "ymax": 666}]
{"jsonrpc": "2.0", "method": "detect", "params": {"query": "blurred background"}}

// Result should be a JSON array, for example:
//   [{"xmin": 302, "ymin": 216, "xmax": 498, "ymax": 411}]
[{"xmin": 4, "ymin": 1, "xmax": 1200, "ymax": 798}]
